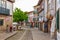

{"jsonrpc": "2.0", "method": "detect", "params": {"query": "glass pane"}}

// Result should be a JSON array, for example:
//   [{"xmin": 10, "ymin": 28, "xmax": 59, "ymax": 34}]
[
  {"xmin": 49, "ymin": 0, "xmax": 51, "ymax": 3},
  {"xmin": 1, "ymin": 1, "xmax": 5, "ymax": 8},
  {"xmin": 6, "ymin": 1, "xmax": 13, "ymax": 15},
  {"xmin": 59, "ymin": 0, "xmax": 60, "ymax": 4},
  {"xmin": 56, "ymin": 10, "xmax": 59, "ymax": 30},
  {"xmin": 0, "ymin": 0, "xmax": 1, "ymax": 7},
  {"xmin": 0, "ymin": 19, "xmax": 3, "ymax": 26}
]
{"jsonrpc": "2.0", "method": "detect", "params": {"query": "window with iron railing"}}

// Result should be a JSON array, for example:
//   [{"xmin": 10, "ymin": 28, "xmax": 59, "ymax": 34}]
[
  {"xmin": 6, "ymin": 1, "xmax": 13, "ymax": 15},
  {"xmin": 0, "ymin": 0, "xmax": 10, "ymax": 15}
]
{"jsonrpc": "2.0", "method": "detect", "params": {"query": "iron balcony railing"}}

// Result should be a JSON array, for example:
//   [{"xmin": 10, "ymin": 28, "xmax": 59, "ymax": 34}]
[{"xmin": 0, "ymin": 7, "xmax": 10, "ymax": 15}]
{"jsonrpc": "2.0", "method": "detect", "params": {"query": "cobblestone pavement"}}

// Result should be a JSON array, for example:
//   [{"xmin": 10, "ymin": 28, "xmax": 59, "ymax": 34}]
[
  {"xmin": 5, "ymin": 26, "xmax": 55, "ymax": 40},
  {"xmin": 6, "ymin": 30, "xmax": 25, "ymax": 40},
  {"xmin": 0, "ymin": 31, "xmax": 17, "ymax": 40},
  {"xmin": 21, "ymin": 30, "xmax": 33, "ymax": 40},
  {"xmin": 31, "ymin": 28, "xmax": 55, "ymax": 40}
]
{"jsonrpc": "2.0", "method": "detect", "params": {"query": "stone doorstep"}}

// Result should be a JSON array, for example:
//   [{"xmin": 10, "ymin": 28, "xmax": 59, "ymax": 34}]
[{"xmin": 0, "ymin": 31, "xmax": 17, "ymax": 40}]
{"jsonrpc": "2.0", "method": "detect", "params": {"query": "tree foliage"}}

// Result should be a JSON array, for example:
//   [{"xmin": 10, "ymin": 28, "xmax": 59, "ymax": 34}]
[{"xmin": 13, "ymin": 8, "xmax": 28, "ymax": 22}]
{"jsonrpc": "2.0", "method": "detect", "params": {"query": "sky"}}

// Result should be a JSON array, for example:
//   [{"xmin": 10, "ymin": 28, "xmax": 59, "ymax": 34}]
[{"xmin": 14, "ymin": 0, "xmax": 39, "ymax": 12}]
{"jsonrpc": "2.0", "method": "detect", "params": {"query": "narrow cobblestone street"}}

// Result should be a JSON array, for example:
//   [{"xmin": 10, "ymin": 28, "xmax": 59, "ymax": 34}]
[
  {"xmin": 0, "ymin": 0, "xmax": 59, "ymax": 40},
  {"xmin": 6, "ymin": 26, "xmax": 55, "ymax": 40}
]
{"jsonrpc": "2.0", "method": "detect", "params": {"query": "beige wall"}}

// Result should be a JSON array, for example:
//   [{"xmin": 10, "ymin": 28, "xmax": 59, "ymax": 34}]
[{"xmin": 0, "ymin": 15, "xmax": 12, "ymax": 31}]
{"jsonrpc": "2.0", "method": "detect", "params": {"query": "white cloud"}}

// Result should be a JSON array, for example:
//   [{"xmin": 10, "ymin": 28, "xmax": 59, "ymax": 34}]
[{"xmin": 14, "ymin": 0, "xmax": 39, "ymax": 12}]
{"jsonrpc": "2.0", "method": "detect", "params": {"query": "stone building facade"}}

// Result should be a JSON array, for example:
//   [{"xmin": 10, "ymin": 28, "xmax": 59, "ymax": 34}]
[{"xmin": 0, "ymin": 0, "xmax": 14, "ymax": 31}]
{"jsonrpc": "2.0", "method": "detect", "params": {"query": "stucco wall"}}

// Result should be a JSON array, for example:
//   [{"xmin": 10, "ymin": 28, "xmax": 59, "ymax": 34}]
[{"xmin": 0, "ymin": 15, "xmax": 12, "ymax": 31}]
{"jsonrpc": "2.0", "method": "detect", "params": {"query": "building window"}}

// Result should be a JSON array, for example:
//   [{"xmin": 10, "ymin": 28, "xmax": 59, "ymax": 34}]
[
  {"xmin": 34, "ymin": 9, "xmax": 37, "ymax": 14},
  {"xmin": 0, "ymin": 19, "xmax": 3, "ymax": 26},
  {"xmin": 59, "ymin": 0, "xmax": 60, "ymax": 4},
  {"xmin": 0, "ymin": 0, "xmax": 1, "ymax": 6},
  {"xmin": 57, "ymin": 0, "xmax": 60, "ymax": 4},
  {"xmin": 6, "ymin": 1, "xmax": 13, "ymax": 15},
  {"xmin": 56, "ymin": 9, "xmax": 59, "ymax": 31},
  {"xmin": 48, "ymin": 0, "xmax": 51, "ymax": 3},
  {"xmin": 0, "ymin": 0, "xmax": 6, "ymax": 8},
  {"xmin": 0, "ymin": 0, "xmax": 1, "ymax": 7},
  {"xmin": 1, "ymin": 0, "xmax": 6, "ymax": 8}
]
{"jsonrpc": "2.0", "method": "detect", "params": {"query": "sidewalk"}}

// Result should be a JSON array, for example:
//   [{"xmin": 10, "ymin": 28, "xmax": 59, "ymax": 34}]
[
  {"xmin": 31, "ymin": 28, "xmax": 55, "ymax": 40},
  {"xmin": 0, "ymin": 31, "xmax": 17, "ymax": 40}
]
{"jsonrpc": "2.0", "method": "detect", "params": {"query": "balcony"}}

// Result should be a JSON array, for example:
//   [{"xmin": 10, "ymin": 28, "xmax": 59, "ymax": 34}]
[
  {"xmin": 0, "ymin": 7, "xmax": 10, "ymax": 15},
  {"xmin": 7, "ymin": 0, "xmax": 15, "ymax": 3}
]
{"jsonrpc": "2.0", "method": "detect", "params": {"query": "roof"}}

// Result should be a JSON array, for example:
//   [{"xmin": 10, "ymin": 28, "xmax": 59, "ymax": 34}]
[
  {"xmin": 37, "ymin": 0, "xmax": 43, "ymax": 6},
  {"xmin": 28, "ymin": 11, "xmax": 33, "ymax": 13},
  {"xmin": 34, "ymin": 5, "xmax": 38, "ymax": 7},
  {"xmin": 7, "ymin": 0, "xmax": 15, "ymax": 3},
  {"xmin": 34, "ymin": 0, "xmax": 43, "ymax": 8}
]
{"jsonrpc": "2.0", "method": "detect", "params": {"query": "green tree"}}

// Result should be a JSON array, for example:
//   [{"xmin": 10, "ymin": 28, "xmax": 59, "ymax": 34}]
[
  {"xmin": 13, "ymin": 8, "xmax": 28, "ymax": 22},
  {"xmin": 13, "ymin": 8, "xmax": 28, "ymax": 29}
]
